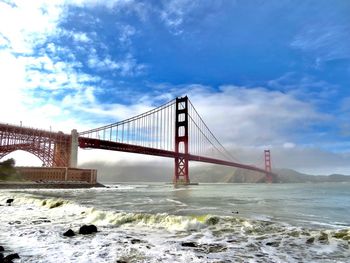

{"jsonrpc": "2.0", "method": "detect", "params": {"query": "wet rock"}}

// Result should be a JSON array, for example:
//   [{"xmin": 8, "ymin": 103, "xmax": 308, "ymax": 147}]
[
  {"xmin": 116, "ymin": 261, "xmax": 127, "ymax": 263},
  {"xmin": 306, "ymin": 237, "xmax": 315, "ymax": 244},
  {"xmin": 8, "ymin": 221, "xmax": 21, "ymax": 225},
  {"xmin": 0, "ymin": 253, "xmax": 3, "ymax": 261},
  {"xmin": 247, "ymin": 243, "xmax": 259, "ymax": 249},
  {"xmin": 49, "ymin": 201, "xmax": 64, "ymax": 209},
  {"xmin": 192, "ymin": 243, "xmax": 227, "ymax": 253},
  {"xmin": 333, "ymin": 231, "xmax": 347, "ymax": 239},
  {"xmin": 32, "ymin": 219, "xmax": 51, "ymax": 225},
  {"xmin": 265, "ymin": 241, "xmax": 279, "ymax": 247},
  {"xmin": 63, "ymin": 229, "xmax": 75, "ymax": 237},
  {"xmin": 4, "ymin": 253, "xmax": 20, "ymax": 262},
  {"xmin": 318, "ymin": 232, "xmax": 329, "ymax": 244},
  {"xmin": 333, "ymin": 230, "xmax": 349, "ymax": 240},
  {"xmin": 6, "ymin": 199, "xmax": 14, "ymax": 206},
  {"xmin": 206, "ymin": 216, "xmax": 220, "ymax": 225},
  {"xmin": 130, "ymin": 239, "xmax": 141, "ymax": 244},
  {"xmin": 289, "ymin": 230, "xmax": 300, "ymax": 237},
  {"xmin": 206, "ymin": 244, "xmax": 227, "ymax": 253},
  {"xmin": 302, "ymin": 231, "xmax": 311, "ymax": 236},
  {"xmin": 0, "ymin": 246, "xmax": 4, "ymax": 252},
  {"xmin": 79, "ymin": 224, "xmax": 97, "ymax": 235},
  {"xmin": 181, "ymin": 242, "xmax": 197, "ymax": 247}
]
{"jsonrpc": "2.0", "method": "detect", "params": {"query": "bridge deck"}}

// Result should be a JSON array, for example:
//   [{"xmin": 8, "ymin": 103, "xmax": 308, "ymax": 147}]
[{"xmin": 79, "ymin": 137, "xmax": 268, "ymax": 175}]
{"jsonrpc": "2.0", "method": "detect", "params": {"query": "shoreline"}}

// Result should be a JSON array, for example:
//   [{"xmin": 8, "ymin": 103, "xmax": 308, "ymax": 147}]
[{"xmin": 0, "ymin": 181, "xmax": 105, "ymax": 189}]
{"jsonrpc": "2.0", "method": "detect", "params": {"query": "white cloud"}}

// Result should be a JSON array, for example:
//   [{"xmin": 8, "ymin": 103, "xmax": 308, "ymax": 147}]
[
  {"xmin": 159, "ymin": 0, "xmax": 199, "ymax": 35},
  {"xmin": 222, "ymin": 145, "xmax": 350, "ymax": 175},
  {"xmin": 267, "ymin": 72, "xmax": 338, "ymax": 102},
  {"xmin": 0, "ymin": 0, "xmax": 147, "ymax": 133},
  {"xmin": 283, "ymin": 142, "xmax": 295, "ymax": 149},
  {"xmin": 0, "ymin": 1, "xmax": 102, "ymax": 134},
  {"xmin": 183, "ymin": 85, "xmax": 327, "ymax": 147},
  {"xmin": 61, "ymin": 90, "xmax": 153, "ymax": 124},
  {"xmin": 72, "ymin": 32, "xmax": 91, "ymax": 43},
  {"xmin": 291, "ymin": 25, "xmax": 350, "ymax": 63},
  {"xmin": 69, "ymin": 0, "xmax": 134, "ymax": 9},
  {"xmin": 88, "ymin": 53, "xmax": 146, "ymax": 76},
  {"xmin": 118, "ymin": 24, "xmax": 136, "ymax": 46},
  {"xmin": 0, "ymin": 0, "xmax": 65, "ymax": 53}
]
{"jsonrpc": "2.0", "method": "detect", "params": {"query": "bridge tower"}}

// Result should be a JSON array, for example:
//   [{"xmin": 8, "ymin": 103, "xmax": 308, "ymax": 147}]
[
  {"xmin": 70, "ymin": 129, "xmax": 78, "ymax": 168},
  {"xmin": 264, "ymin": 149, "xmax": 272, "ymax": 183},
  {"xmin": 173, "ymin": 96, "xmax": 190, "ymax": 185}
]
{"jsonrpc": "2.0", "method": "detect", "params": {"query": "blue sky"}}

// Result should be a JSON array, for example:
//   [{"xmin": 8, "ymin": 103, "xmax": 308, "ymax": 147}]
[{"xmin": 0, "ymin": 0, "xmax": 350, "ymax": 174}]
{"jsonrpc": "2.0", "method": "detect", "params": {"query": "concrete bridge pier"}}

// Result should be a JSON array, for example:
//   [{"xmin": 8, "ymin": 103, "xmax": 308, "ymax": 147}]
[{"xmin": 70, "ymin": 129, "xmax": 78, "ymax": 168}]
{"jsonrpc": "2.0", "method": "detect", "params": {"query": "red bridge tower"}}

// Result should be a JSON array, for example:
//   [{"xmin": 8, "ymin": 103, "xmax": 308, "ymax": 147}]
[
  {"xmin": 173, "ymin": 96, "xmax": 190, "ymax": 185},
  {"xmin": 264, "ymin": 149, "xmax": 272, "ymax": 183}
]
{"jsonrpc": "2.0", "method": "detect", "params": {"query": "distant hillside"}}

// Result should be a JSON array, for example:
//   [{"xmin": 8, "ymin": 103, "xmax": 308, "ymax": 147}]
[
  {"xmin": 273, "ymin": 168, "xmax": 350, "ymax": 183},
  {"xmin": 225, "ymin": 168, "xmax": 265, "ymax": 183},
  {"xmin": 80, "ymin": 160, "xmax": 350, "ymax": 183},
  {"xmin": 227, "ymin": 168, "xmax": 350, "ymax": 183}
]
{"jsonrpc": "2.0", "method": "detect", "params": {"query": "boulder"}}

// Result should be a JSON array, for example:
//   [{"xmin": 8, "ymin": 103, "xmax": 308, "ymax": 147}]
[
  {"xmin": 181, "ymin": 242, "xmax": 197, "ymax": 247},
  {"xmin": 318, "ymin": 232, "xmax": 329, "ymax": 244},
  {"xmin": 265, "ymin": 241, "xmax": 279, "ymax": 247},
  {"xmin": 79, "ymin": 225, "xmax": 97, "ymax": 235},
  {"xmin": 205, "ymin": 243, "xmax": 227, "ymax": 253},
  {"xmin": 130, "ymin": 239, "xmax": 141, "ymax": 244},
  {"xmin": 206, "ymin": 216, "xmax": 220, "ymax": 225},
  {"xmin": 6, "ymin": 199, "xmax": 14, "ymax": 206},
  {"xmin": 63, "ymin": 229, "xmax": 75, "ymax": 237},
  {"xmin": 4, "ymin": 253, "xmax": 20, "ymax": 262},
  {"xmin": 8, "ymin": 221, "xmax": 21, "ymax": 225},
  {"xmin": 306, "ymin": 237, "xmax": 315, "ymax": 244},
  {"xmin": 333, "ymin": 230, "xmax": 348, "ymax": 239},
  {"xmin": 0, "ymin": 246, "xmax": 4, "ymax": 252}
]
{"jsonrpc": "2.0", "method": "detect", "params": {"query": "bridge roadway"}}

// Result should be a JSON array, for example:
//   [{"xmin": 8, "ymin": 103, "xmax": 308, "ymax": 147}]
[
  {"xmin": 79, "ymin": 137, "xmax": 269, "ymax": 175},
  {"xmin": 0, "ymin": 122, "xmax": 270, "ymax": 175}
]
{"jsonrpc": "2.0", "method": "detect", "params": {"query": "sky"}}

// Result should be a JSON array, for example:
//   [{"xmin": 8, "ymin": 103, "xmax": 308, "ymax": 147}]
[{"xmin": 0, "ymin": 0, "xmax": 350, "ymax": 175}]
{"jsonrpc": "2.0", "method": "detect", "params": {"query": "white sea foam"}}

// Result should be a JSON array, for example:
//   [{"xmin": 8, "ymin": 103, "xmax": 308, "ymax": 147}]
[
  {"xmin": 1, "ymin": 183, "xmax": 350, "ymax": 262},
  {"xmin": 165, "ymin": 198, "xmax": 187, "ymax": 206}
]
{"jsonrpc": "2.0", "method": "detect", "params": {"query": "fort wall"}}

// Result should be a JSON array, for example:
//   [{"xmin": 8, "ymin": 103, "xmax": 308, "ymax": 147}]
[{"xmin": 16, "ymin": 167, "xmax": 97, "ymax": 184}]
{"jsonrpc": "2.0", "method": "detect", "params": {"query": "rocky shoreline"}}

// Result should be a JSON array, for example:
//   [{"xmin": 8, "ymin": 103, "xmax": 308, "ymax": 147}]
[
  {"xmin": 0, "ymin": 181, "xmax": 105, "ymax": 189},
  {"xmin": 0, "ymin": 246, "xmax": 20, "ymax": 263},
  {"xmin": 1, "ymin": 197, "xmax": 100, "ymax": 262}
]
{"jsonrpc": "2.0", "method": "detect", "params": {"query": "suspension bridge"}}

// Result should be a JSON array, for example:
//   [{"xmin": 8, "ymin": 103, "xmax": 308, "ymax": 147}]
[{"xmin": 0, "ymin": 96, "xmax": 275, "ymax": 184}]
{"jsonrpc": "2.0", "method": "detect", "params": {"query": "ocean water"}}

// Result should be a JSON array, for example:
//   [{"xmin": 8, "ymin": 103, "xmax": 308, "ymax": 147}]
[{"xmin": 1, "ymin": 182, "xmax": 350, "ymax": 262}]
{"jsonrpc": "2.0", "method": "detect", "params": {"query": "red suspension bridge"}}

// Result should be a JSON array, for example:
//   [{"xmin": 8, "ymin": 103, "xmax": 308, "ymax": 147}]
[{"xmin": 0, "ymin": 96, "xmax": 275, "ymax": 184}]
